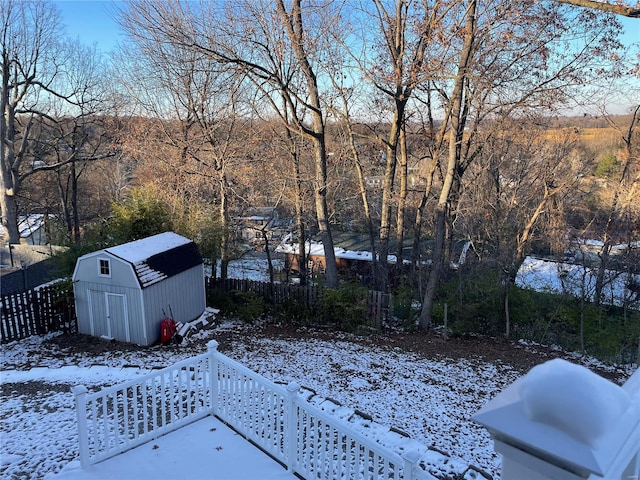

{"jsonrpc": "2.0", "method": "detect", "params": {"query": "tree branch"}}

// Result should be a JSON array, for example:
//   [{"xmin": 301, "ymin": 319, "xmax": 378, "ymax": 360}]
[{"xmin": 554, "ymin": 0, "xmax": 640, "ymax": 17}]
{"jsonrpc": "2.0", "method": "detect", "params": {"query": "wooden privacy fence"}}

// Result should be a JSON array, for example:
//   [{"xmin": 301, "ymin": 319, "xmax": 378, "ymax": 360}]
[
  {"xmin": 1, "ymin": 284, "xmax": 76, "ymax": 342},
  {"xmin": 73, "ymin": 341, "xmax": 429, "ymax": 479},
  {"xmin": 205, "ymin": 277, "xmax": 392, "ymax": 329},
  {"xmin": 2, "ymin": 278, "xmax": 391, "ymax": 343}
]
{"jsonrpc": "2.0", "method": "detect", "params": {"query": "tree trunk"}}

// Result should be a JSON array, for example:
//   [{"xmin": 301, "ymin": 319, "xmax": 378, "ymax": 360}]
[
  {"xmin": 420, "ymin": 206, "xmax": 448, "ymax": 328},
  {"xmin": 312, "ymin": 134, "xmax": 338, "ymax": 288},
  {"xmin": 277, "ymin": 0, "xmax": 338, "ymax": 288},
  {"xmin": 288, "ymin": 128, "xmax": 307, "ymax": 285},
  {"xmin": 378, "ymin": 98, "xmax": 405, "ymax": 291},
  {"xmin": 378, "ymin": 142, "xmax": 397, "ymax": 292},
  {"xmin": 554, "ymin": 0, "xmax": 640, "ymax": 17},
  {"xmin": 263, "ymin": 231, "xmax": 274, "ymax": 284},
  {"xmin": 342, "ymin": 98, "xmax": 377, "ymax": 283},
  {"xmin": 419, "ymin": 0, "xmax": 477, "ymax": 329},
  {"xmin": 71, "ymin": 158, "xmax": 81, "ymax": 243},
  {"xmin": 218, "ymin": 171, "xmax": 230, "ymax": 280},
  {"xmin": 0, "ymin": 57, "xmax": 20, "ymax": 244},
  {"xmin": 395, "ymin": 126, "xmax": 408, "ymax": 266}
]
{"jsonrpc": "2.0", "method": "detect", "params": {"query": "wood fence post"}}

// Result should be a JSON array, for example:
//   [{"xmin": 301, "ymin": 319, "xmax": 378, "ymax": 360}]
[
  {"xmin": 443, "ymin": 303, "xmax": 448, "ymax": 341},
  {"xmin": 72, "ymin": 385, "xmax": 90, "ymax": 469},
  {"xmin": 207, "ymin": 340, "xmax": 219, "ymax": 416},
  {"xmin": 285, "ymin": 382, "xmax": 300, "ymax": 473}
]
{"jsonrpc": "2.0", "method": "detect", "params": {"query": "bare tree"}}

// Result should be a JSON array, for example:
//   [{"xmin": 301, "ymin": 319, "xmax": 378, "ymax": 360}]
[
  {"xmin": 1, "ymin": 1, "xmax": 114, "ymax": 244},
  {"xmin": 119, "ymin": 0, "xmax": 340, "ymax": 287},
  {"xmin": 1, "ymin": 0, "xmax": 64, "ymax": 243},
  {"xmin": 330, "ymin": 0, "xmax": 446, "ymax": 291},
  {"xmin": 555, "ymin": 0, "xmax": 640, "ymax": 17},
  {"xmin": 117, "ymin": 10, "xmax": 249, "ymax": 278},
  {"xmin": 50, "ymin": 40, "xmax": 113, "ymax": 243},
  {"xmin": 592, "ymin": 105, "xmax": 640, "ymax": 306},
  {"xmin": 417, "ymin": 0, "xmax": 626, "ymax": 328}
]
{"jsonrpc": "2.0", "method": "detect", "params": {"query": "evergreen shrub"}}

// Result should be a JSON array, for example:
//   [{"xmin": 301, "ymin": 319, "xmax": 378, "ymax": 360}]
[{"xmin": 320, "ymin": 283, "xmax": 369, "ymax": 332}]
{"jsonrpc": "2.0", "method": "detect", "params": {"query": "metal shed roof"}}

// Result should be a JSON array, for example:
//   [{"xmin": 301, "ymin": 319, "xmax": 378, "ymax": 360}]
[{"xmin": 105, "ymin": 232, "xmax": 202, "ymax": 288}]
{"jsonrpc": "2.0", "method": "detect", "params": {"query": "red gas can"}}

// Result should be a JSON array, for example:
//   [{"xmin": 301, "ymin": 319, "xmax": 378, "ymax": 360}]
[{"xmin": 160, "ymin": 318, "xmax": 177, "ymax": 344}]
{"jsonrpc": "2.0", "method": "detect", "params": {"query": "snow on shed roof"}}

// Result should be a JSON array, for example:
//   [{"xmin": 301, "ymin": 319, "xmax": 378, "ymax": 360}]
[
  {"xmin": 106, "ymin": 232, "xmax": 191, "ymax": 263},
  {"xmin": 105, "ymin": 232, "xmax": 202, "ymax": 288}
]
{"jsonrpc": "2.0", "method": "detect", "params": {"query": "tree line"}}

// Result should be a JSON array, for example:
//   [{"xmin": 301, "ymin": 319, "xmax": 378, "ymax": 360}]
[{"xmin": 2, "ymin": 0, "xmax": 639, "ymax": 332}]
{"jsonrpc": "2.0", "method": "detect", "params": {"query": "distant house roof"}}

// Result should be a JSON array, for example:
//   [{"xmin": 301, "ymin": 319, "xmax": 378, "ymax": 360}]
[
  {"xmin": 276, "ymin": 233, "xmax": 401, "ymax": 264},
  {"xmin": 0, "ymin": 214, "xmax": 47, "ymax": 240},
  {"xmin": 106, "ymin": 232, "xmax": 202, "ymax": 288},
  {"xmin": 276, "ymin": 232, "xmax": 471, "ymax": 267}
]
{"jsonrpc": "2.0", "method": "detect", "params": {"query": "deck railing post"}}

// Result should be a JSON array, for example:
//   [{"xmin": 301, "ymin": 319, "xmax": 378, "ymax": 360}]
[
  {"xmin": 72, "ymin": 385, "xmax": 90, "ymax": 468},
  {"xmin": 207, "ymin": 340, "xmax": 219, "ymax": 415},
  {"xmin": 474, "ymin": 359, "xmax": 640, "ymax": 480},
  {"xmin": 285, "ymin": 382, "xmax": 300, "ymax": 472},
  {"xmin": 402, "ymin": 450, "xmax": 422, "ymax": 480}
]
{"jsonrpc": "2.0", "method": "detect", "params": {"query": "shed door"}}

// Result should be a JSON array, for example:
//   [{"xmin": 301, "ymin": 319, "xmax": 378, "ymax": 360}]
[
  {"xmin": 106, "ymin": 293, "xmax": 130, "ymax": 343},
  {"xmin": 88, "ymin": 289, "xmax": 109, "ymax": 338}
]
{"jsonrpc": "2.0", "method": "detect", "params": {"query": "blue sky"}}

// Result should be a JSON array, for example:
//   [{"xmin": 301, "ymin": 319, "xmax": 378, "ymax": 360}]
[
  {"xmin": 55, "ymin": 0, "xmax": 123, "ymax": 53},
  {"xmin": 56, "ymin": 0, "xmax": 639, "ymax": 55},
  {"xmin": 55, "ymin": 0, "xmax": 638, "ymax": 115}
]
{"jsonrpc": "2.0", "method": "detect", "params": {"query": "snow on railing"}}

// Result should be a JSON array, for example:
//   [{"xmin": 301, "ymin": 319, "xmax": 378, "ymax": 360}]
[
  {"xmin": 473, "ymin": 359, "xmax": 640, "ymax": 480},
  {"xmin": 73, "ymin": 341, "xmax": 427, "ymax": 479}
]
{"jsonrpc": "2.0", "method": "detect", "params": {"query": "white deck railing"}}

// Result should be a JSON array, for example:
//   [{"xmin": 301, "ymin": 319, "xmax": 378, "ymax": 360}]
[
  {"xmin": 72, "ymin": 353, "xmax": 211, "ymax": 466},
  {"xmin": 73, "ymin": 340, "xmax": 427, "ymax": 479}
]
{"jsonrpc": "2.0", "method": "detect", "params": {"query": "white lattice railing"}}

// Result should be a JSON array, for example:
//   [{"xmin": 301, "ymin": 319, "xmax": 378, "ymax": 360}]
[{"xmin": 73, "ymin": 340, "xmax": 427, "ymax": 479}]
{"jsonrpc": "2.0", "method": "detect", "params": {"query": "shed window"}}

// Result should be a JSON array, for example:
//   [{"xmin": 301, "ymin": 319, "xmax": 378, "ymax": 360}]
[{"xmin": 98, "ymin": 258, "xmax": 111, "ymax": 277}]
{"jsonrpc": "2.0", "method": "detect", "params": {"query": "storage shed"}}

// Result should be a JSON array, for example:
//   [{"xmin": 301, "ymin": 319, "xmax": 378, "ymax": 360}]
[{"xmin": 72, "ymin": 232, "xmax": 205, "ymax": 346}]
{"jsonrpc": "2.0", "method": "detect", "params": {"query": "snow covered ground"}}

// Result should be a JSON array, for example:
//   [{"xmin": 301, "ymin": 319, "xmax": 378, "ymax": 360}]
[
  {"xmin": 1, "ymin": 252, "xmax": 636, "ymax": 480},
  {"xmin": 1, "ymin": 319, "xmax": 635, "ymax": 480},
  {"xmin": 515, "ymin": 255, "xmax": 640, "ymax": 309}
]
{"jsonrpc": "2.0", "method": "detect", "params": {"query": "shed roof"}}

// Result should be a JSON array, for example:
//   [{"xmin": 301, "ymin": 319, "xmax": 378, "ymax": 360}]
[{"xmin": 105, "ymin": 232, "xmax": 202, "ymax": 288}]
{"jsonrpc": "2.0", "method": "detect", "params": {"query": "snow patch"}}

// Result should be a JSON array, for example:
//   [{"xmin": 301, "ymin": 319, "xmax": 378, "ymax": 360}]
[{"xmin": 519, "ymin": 358, "xmax": 630, "ymax": 448}]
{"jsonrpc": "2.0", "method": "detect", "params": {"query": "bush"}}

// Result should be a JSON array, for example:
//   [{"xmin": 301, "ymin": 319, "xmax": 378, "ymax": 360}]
[
  {"xmin": 509, "ymin": 288, "xmax": 640, "ymax": 363},
  {"xmin": 430, "ymin": 266, "xmax": 639, "ymax": 363},
  {"xmin": 435, "ymin": 269, "xmax": 505, "ymax": 337},
  {"xmin": 230, "ymin": 291, "xmax": 265, "ymax": 323},
  {"xmin": 320, "ymin": 284, "xmax": 369, "ymax": 332},
  {"xmin": 273, "ymin": 298, "xmax": 313, "ymax": 325},
  {"xmin": 595, "ymin": 154, "xmax": 620, "ymax": 178},
  {"xmin": 206, "ymin": 287, "xmax": 265, "ymax": 322},
  {"xmin": 391, "ymin": 283, "xmax": 420, "ymax": 323},
  {"xmin": 107, "ymin": 186, "xmax": 173, "ymax": 244}
]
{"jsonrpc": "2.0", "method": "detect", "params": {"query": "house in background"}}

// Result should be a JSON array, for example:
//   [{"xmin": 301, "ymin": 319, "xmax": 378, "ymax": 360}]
[
  {"xmin": 0, "ymin": 214, "xmax": 50, "ymax": 245},
  {"xmin": 72, "ymin": 232, "xmax": 205, "ymax": 346},
  {"xmin": 234, "ymin": 207, "xmax": 290, "ymax": 247},
  {"xmin": 276, "ymin": 232, "xmax": 412, "ymax": 283}
]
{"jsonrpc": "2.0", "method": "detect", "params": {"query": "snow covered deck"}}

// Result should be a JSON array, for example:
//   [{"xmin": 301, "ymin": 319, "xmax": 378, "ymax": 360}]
[{"xmin": 48, "ymin": 416, "xmax": 297, "ymax": 480}]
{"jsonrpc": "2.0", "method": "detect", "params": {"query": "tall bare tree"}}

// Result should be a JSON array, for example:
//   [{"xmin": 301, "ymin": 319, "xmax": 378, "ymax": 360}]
[
  {"xmin": 417, "ymin": 0, "xmax": 626, "ymax": 328},
  {"xmin": 120, "ymin": 0, "xmax": 340, "ymax": 287},
  {"xmin": 1, "ymin": 0, "xmax": 63, "ymax": 243},
  {"xmin": 1, "ymin": 1, "xmax": 113, "ymax": 244},
  {"xmin": 117, "ymin": 11, "xmax": 248, "ymax": 277},
  {"xmin": 331, "ymin": 0, "xmax": 446, "ymax": 291},
  {"xmin": 593, "ymin": 105, "xmax": 640, "ymax": 306}
]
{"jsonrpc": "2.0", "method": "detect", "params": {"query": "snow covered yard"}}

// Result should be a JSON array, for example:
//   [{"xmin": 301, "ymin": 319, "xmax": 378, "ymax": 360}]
[{"xmin": 0, "ymin": 320, "xmax": 635, "ymax": 480}]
